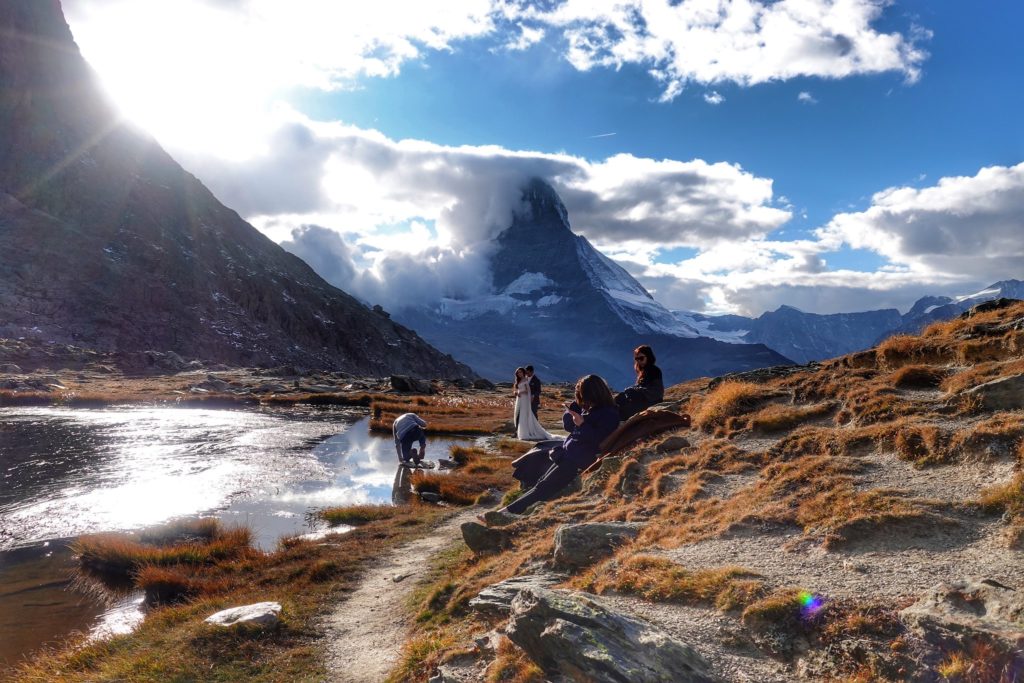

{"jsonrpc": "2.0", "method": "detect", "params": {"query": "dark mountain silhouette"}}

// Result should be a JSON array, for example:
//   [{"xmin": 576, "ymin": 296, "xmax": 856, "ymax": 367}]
[
  {"xmin": 0, "ymin": 0, "xmax": 470, "ymax": 377},
  {"xmin": 394, "ymin": 179, "xmax": 790, "ymax": 388}
]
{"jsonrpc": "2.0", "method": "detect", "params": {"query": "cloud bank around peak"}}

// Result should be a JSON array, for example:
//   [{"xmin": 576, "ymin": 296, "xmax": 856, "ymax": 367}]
[{"xmin": 185, "ymin": 113, "xmax": 790, "ymax": 310}]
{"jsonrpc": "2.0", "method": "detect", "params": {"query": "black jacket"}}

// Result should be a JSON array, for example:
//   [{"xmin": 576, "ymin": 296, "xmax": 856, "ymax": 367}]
[
  {"xmin": 622, "ymin": 364, "xmax": 664, "ymax": 406},
  {"xmin": 528, "ymin": 374, "xmax": 541, "ymax": 405}
]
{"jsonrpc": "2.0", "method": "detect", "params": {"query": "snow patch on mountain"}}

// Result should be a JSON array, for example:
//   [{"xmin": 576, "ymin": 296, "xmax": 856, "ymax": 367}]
[
  {"xmin": 504, "ymin": 272, "xmax": 555, "ymax": 295},
  {"xmin": 574, "ymin": 238, "xmax": 702, "ymax": 337},
  {"xmin": 672, "ymin": 312, "xmax": 751, "ymax": 344}
]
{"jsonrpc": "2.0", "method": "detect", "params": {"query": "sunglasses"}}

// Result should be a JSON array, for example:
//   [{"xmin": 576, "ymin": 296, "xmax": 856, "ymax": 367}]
[{"xmin": 634, "ymin": 355, "xmax": 646, "ymax": 361}]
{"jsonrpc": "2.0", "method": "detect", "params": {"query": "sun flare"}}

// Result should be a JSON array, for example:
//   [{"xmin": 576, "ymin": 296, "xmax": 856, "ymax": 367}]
[{"xmin": 67, "ymin": 0, "xmax": 279, "ymax": 159}]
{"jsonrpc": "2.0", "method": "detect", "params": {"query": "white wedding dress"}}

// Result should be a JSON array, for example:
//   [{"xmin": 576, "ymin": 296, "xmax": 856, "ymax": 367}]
[{"xmin": 514, "ymin": 379, "xmax": 552, "ymax": 441}]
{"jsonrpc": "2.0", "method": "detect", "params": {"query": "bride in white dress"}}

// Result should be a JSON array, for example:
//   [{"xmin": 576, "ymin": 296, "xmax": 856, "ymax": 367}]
[{"xmin": 513, "ymin": 367, "xmax": 552, "ymax": 441}]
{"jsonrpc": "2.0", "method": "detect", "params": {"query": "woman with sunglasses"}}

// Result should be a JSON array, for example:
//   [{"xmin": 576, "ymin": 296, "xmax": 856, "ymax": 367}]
[{"xmin": 614, "ymin": 344, "xmax": 664, "ymax": 421}]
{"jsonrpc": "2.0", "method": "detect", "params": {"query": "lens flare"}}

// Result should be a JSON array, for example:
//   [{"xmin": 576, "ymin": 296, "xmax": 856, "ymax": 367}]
[{"xmin": 798, "ymin": 590, "xmax": 823, "ymax": 618}]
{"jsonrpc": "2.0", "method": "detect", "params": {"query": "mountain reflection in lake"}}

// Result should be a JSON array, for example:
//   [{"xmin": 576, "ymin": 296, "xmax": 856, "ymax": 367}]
[{"xmin": 0, "ymin": 405, "xmax": 471, "ymax": 665}]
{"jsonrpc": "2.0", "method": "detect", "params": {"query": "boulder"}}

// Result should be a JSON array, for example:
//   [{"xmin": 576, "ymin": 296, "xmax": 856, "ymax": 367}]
[
  {"xmin": 900, "ymin": 578, "xmax": 1024, "ymax": 656},
  {"xmin": 460, "ymin": 521, "xmax": 510, "ymax": 554},
  {"xmin": 553, "ymin": 522, "xmax": 643, "ymax": 569},
  {"xmin": 506, "ymin": 588, "xmax": 716, "ymax": 682},
  {"xmin": 468, "ymin": 574, "xmax": 561, "ymax": 617},
  {"xmin": 390, "ymin": 375, "xmax": 435, "ymax": 394},
  {"xmin": 964, "ymin": 374, "xmax": 1024, "ymax": 411},
  {"xmin": 204, "ymin": 601, "xmax": 281, "ymax": 628},
  {"xmin": 0, "ymin": 363, "xmax": 22, "ymax": 373}
]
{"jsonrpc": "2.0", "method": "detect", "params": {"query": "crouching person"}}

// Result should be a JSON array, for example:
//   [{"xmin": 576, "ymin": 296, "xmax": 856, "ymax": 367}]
[
  {"xmin": 500, "ymin": 375, "xmax": 620, "ymax": 515},
  {"xmin": 393, "ymin": 412, "xmax": 426, "ymax": 466}
]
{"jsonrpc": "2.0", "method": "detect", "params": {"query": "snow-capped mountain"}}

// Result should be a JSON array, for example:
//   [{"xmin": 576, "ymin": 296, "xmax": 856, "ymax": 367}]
[
  {"xmin": 394, "ymin": 179, "xmax": 789, "ymax": 387},
  {"xmin": 679, "ymin": 279, "xmax": 1024, "ymax": 364}
]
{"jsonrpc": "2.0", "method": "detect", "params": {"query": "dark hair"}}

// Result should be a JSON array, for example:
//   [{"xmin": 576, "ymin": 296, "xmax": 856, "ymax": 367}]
[
  {"xmin": 574, "ymin": 374, "xmax": 615, "ymax": 410},
  {"xmin": 633, "ymin": 345, "xmax": 656, "ymax": 380},
  {"xmin": 525, "ymin": 365, "xmax": 534, "ymax": 373},
  {"xmin": 515, "ymin": 367, "xmax": 526, "ymax": 382}
]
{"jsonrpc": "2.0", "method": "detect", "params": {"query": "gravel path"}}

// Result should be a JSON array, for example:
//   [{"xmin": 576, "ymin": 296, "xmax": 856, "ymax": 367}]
[{"xmin": 322, "ymin": 509, "xmax": 478, "ymax": 683}]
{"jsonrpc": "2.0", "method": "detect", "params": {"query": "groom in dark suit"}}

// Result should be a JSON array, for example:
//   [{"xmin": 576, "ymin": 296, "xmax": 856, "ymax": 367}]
[{"xmin": 526, "ymin": 365, "xmax": 541, "ymax": 419}]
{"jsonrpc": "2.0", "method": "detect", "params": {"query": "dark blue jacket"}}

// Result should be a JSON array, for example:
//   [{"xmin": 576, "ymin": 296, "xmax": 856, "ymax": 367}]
[{"xmin": 559, "ymin": 404, "xmax": 621, "ymax": 470}]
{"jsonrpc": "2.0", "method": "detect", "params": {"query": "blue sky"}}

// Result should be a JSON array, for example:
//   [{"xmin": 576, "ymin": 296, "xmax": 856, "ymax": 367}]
[{"xmin": 64, "ymin": 0, "xmax": 1024, "ymax": 316}]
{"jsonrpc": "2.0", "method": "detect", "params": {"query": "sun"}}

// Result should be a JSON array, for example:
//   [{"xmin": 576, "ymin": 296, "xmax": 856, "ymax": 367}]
[{"xmin": 66, "ymin": 0, "xmax": 279, "ymax": 160}]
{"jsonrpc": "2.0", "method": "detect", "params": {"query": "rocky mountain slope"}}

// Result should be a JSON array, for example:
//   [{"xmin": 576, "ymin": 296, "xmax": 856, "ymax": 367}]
[
  {"xmin": 0, "ymin": 0, "xmax": 470, "ymax": 378},
  {"xmin": 681, "ymin": 279, "xmax": 1024, "ymax": 364},
  {"xmin": 395, "ymin": 179, "xmax": 789, "ymax": 387}
]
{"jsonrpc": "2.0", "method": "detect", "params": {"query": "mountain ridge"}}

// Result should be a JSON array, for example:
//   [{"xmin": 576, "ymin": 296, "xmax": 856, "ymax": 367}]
[{"xmin": 0, "ymin": 0, "xmax": 471, "ymax": 378}]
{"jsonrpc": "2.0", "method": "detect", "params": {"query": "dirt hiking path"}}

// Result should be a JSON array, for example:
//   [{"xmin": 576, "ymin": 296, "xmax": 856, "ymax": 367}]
[{"xmin": 322, "ymin": 509, "xmax": 477, "ymax": 682}]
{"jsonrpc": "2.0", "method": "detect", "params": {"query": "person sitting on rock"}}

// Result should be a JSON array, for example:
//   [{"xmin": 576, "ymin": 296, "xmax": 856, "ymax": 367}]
[
  {"xmin": 614, "ymin": 345, "xmax": 664, "ymax": 421},
  {"xmin": 393, "ymin": 412, "xmax": 426, "ymax": 466},
  {"xmin": 498, "ymin": 374, "xmax": 620, "ymax": 515}
]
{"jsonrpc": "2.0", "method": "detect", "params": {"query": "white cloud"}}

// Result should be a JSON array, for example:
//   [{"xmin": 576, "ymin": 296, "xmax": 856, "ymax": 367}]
[
  {"xmin": 505, "ymin": 0, "xmax": 930, "ymax": 101},
  {"xmin": 816, "ymin": 162, "xmax": 1024, "ymax": 281},
  {"xmin": 798, "ymin": 91, "xmax": 818, "ymax": 104},
  {"xmin": 704, "ymin": 91, "xmax": 725, "ymax": 105}
]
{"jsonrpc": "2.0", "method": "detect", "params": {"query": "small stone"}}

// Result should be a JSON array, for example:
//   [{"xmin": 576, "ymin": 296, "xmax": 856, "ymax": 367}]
[
  {"xmin": 482, "ymin": 510, "xmax": 522, "ymax": 527},
  {"xmin": 204, "ymin": 602, "xmax": 281, "ymax": 628},
  {"xmin": 419, "ymin": 491, "xmax": 442, "ymax": 503},
  {"xmin": 393, "ymin": 573, "xmax": 411, "ymax": 583}
]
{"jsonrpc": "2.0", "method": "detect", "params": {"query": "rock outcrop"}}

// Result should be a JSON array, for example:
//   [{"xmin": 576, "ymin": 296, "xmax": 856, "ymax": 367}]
[
  {"xmin": 467, "ymin": 574, "xmax": 560, "ymax": 617},
  {"xmin": 900, "ymin": 578, "xmax": 1024, "ymax": 656},
  {"xmin": 552, "ymin": 522, "xmax": 643, "ymax": 569},
  {"xmin": 0, "ymin": 0, "xmax": 472, "ymax": 378},
  {"xmin": 963, "ymin": 374, "xmax": 1024, "ymax": 411},
  {"xmin": 506, "ymin": 587, "xmax": 717, "ymax": 682}
]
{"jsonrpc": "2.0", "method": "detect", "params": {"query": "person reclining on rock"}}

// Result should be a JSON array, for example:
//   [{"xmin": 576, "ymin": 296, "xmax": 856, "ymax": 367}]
[
  {"xmin": 614, "ymin": 344, "xmax": 664, "ymax": 421},
  {"xmin": 499, "ymin": 374, "xmax": 620, "ymax": 515},
  {"xmin": 393, "ymin": 412, "xmax": 426, "ymax": 466}
]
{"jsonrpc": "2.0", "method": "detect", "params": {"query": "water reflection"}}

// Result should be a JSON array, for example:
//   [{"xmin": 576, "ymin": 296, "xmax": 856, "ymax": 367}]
[{"xmin": 0, "ymin": 405, "xmax": 471, "ymax": 665}]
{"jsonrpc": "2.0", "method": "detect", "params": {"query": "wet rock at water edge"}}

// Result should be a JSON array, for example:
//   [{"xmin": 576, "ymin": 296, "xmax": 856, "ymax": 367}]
[
  {"xmin": 552, "ymin": 522, "xmax": 643, "ymax": 569},
  {"xmin": 204, "ymin": 602, "xmax": 282, "ymax": 629},
  {"xmin": 506, "ymin": 587, "xmax": 717, "ymax": 682}
]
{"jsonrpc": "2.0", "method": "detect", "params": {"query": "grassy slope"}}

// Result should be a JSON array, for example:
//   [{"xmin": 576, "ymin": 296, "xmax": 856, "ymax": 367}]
[{"xmin": 395, "ymin": 301, "xmax": 1024, "ymax": 682}]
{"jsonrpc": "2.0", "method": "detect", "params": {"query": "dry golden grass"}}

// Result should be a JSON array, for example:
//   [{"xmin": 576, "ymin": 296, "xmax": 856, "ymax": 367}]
[
  {"xmin": 935, "ymin": 642, "xmax": 1023, "ymax": 683},
  {"xmin": 745, "ymin": 402, "xmax": 837, "ymax": 434},
  {"xmin": 894, "ymin": 424, "xmax": 955, "ymax": 468},
  {"xmin": 694, "ymin": 381, "xmax": 773, "ymax": 431},
  {"xmin": 485, "ymin": 638, "xmax": 544, "ymax": 683},
  {"xmin": 319, "ymin": 504, "xmax": 407, "ymax": 526},
  {"xmin": 73, "ymin": 525, "xmax": 254, "ymax": 579},
  {"xmin": 942, "ymin": 358, "xmax": 1024, "ymax": 394},
  {"xmin": 576, "ymin": 553, "xmax": 765, "ymax": 612},
  {"xmin": 409, "ymin": 447, "xmax": 517, "ymax": 506},
  {"xmin": 890, "ymin": 364, "xmax": 947, "ymax": 389},
  {"xmin": 16, "ymin": 506, "xmax": 451, "ymax": 682},
  {"xmin": 370, "ymin": 393, "xmax": 517, "ymax": 435}
]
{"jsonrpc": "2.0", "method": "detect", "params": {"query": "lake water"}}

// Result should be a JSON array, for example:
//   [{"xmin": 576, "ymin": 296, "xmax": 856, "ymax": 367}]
[{"xmin": 0, "ymin": 405, "xmax": 469, "ymax": 666}]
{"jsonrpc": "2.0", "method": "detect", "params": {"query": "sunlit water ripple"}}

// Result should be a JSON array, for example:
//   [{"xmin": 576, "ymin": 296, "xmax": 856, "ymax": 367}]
[{"xmin": 0, "ymin": 405, "xmax": 470, "ymax": 665}]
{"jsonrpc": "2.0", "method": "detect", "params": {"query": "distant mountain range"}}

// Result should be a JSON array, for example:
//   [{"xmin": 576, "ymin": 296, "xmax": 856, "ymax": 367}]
[
  {"xmin": 393, "ymin": 179, "xmax": 789, "ymax": 388},
  {"xmin": 0, "ymin": 0, "xmax": 470, "ymax": 378},
  {"xmin": 675, "ymin": 280, "xmax": 1024, "ymax": 364}
]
